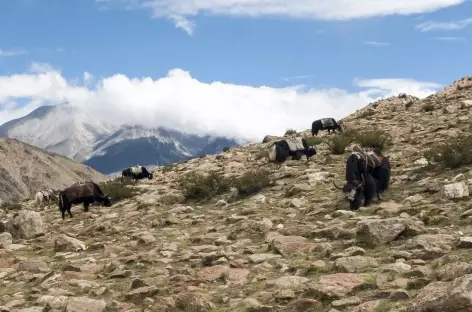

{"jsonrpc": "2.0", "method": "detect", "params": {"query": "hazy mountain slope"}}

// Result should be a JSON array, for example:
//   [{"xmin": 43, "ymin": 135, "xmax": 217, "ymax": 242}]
[
  {"xmin": 0, "ymin": 138, "xmax": 108, "ymax": 203},
  {"xmin": 85, "ymin": 125, "xmax": 239, "ymax": 174},
  {"xmin": 0, "ymin": 106, "xmax": 239, "ymax": 174},
  {"xmin": 0, "ymin": 103, "xmax": 114, "ymax": 161}
]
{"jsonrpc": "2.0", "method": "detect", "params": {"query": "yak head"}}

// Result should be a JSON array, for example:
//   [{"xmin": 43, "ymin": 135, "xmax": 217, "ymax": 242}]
[
  {"xmin": 306, "ymin": 147, "xmax": 317, "ymax": 159},
  {"xmin": 148, "ymin": 172, "xmax": 154, "ymax": 179},
  {"xmin": 103, "ymin": 195, "xmax": 112, "ymax": 207},
  {"xmin": 333, "ymin": 175, "xmax": 365, "ymax": 210}
]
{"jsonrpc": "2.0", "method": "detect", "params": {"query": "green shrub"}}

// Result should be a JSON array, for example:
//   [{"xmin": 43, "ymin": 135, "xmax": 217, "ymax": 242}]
[
  {"xmin": 303, "ymin": 136, "xmax": 323, "ymax": 146},
  {"xmin": 178, "ymin": 171, "xmax": 230, "ymax": 201},
  {"xmin": 355, "ymin": 129, "xmax": 392, "ymax": 151},
  {"xmin": 285, "ymin": 129, "xmax": 297, "ymax": 136},
  {"xmin": 327, "ymin": 134, "xmax": 352, "ymax": 155},
  {"xmin": 424, "ymin": 134, "xmax": 472, "ymax": 169},
  {"xmin": 234, "ymin": 168, "xmax": 271, "ymax": 197},
  {"xmin": 98, "ymin": 180, "xmax": 137, "ymax": 202},
  {"xmin": 223, "ymin": 147, "xmax": 230, "ymax": 152}
]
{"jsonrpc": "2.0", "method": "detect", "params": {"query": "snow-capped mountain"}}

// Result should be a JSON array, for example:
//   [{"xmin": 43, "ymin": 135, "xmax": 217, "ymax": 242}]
[
  {"xmin": 0, "ymin": 104, "xmax": 114, "ymax": 161},
  {"xmin": 83, "ymin": 124, "xmax": 238, "ymax": 174},
  {"xmin": 0, "ymin": 103, "xmax": 239, "ymax": 174}
]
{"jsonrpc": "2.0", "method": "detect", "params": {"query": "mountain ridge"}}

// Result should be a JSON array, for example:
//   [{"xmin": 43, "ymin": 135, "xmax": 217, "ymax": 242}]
[{"xmin": 0, "ymin": 103, "xmax": 239, "ymax": 174}]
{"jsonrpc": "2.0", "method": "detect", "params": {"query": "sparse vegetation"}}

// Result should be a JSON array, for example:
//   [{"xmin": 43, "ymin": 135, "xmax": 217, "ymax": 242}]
[
  {"xmin": 178, "ymin": 171, "xmax": 231, "ymax": 201},
  {"xmin": 0, "ymin": 201, "xmax": 22, "ymax": 211},
  {"xmin": 223, "ymin": 147, "xmax": 230, "ymax": 152},
  {"xmin": 98, "ymin": 180, "xmax": 138, "ymax": 202},
  {"xmin": 284, "ymin": 128, "xmax": 297, "ymax": 136},
  {"xmin": 424, "ymin": 134, "xmax": 472, "ymax": 169},
  {"xmin": 234, "ymin": 168, "xmax": 271, "ymax": 197},
  {"xmin": 355, "ymin": 128, "xmax": 392, "ymax": 151},
  {"xmin": 303, "ymin": 136, "xmax": 323, "ymax": 146},
  {"xmin": 327, "ymin": 134, "xmax": 352, "ymax": 155},
  {"xmin": 422, "ymin": 102, "xmax": 435, "ymax": 112}
]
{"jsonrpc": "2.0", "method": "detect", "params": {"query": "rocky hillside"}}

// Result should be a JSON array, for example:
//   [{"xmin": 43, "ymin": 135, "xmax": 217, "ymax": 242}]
[
  {"xmin": 0, "ymin": 138, "xmax": 108, "ymax": 203},
  {"xmin": 1, "ymin": 76, "xmax": 472, "ymax": 312}
]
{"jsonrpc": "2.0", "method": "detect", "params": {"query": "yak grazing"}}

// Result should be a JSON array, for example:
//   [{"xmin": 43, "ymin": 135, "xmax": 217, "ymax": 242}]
[
  {"xmin": 58, "ymin": 181, "xmax": 112, "ymax": 219},
  {"xmin": 267, "ymin": 137, "xmax": 316, "ymax": 163},
  {"xmin": 333, "ymin": 146, "xmax": 391, "ymax": 211},
  {"xmin": 311, "ymin": 118, "xmax": 343, "ymax": 136},
  {"xmin": 121, "ymin": 165, "xmax": 153, "ymax": 182}
]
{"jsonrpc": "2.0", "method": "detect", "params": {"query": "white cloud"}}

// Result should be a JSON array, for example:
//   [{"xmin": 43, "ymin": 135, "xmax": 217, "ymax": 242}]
[
  {"xmin": 0, "ymin": 49, "xmax": 29, "ymax": 57},
  {"xmin": 170, "ymin": 15, "xmax": 195, "ymax": 35},
  {"xmin": 433, "ymin": 36, "xmax": 468, "ymax": 41},
  {"xmin": 0, "ymin": 63, "xmax": 443, "ymax": 142},
  {"xmin": 364, "ymin": 41, "xmax": 390, "ymax": 46},
  {"xmin": 101, "ymin": 0, "xmax": 465, "ymax": 34},
  {"xmin": 281, "ymin": 75, "xmax": 312, "ymax": 82},
  {"xmin": 416, "ymin": 17, "xmax": 472, "ymax": 31}
]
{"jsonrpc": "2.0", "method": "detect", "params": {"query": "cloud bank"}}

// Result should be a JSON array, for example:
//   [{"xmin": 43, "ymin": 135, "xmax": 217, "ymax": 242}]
[
  {"xmin": 99, "ymin": 0, "xmax": 465, "ymax": 35},
  {"xmin": 416, "ymin": 17, "xmax": 472, "ymax": 31},
  {"xmin": 0, "ymin": 63, "xmax": 443, "ymax": 142}
]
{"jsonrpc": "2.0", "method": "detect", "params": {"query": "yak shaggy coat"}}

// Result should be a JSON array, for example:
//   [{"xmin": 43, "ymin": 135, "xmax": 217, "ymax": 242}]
[
  {"xmin": 58, "ymin": 181, "xmax": 112, "ymax": 219},
  {"xmin": 311, "ymin": 118, "xmax": 343, "ymax": 136},
  {"xmin": 334, "ymin": 148, "xmax": 390, "ymax": 211}
]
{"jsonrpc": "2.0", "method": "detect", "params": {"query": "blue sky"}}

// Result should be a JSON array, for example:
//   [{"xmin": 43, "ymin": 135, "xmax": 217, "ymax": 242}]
[{"xmin": 0, "ymin": 0, "xmax": 471, "ymax": 140}]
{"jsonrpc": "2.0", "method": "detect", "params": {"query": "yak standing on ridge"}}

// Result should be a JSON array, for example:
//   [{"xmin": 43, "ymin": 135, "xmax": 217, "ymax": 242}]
[
  {"xmin": 311, "ymin": 118, "xmax": 343, "ymax": 136},
  {"xmin": 58, "ymin": 181, "xmax": 112, "ymax": 219},
  {"xmin": 121, "ymin": 165, "xmax": 153, "ymax": 182}
]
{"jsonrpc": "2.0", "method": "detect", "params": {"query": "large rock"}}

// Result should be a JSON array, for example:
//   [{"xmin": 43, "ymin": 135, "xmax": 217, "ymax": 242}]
[
  {"xmin": 405, "ymin": 234, "xmax": 457, "ymax": 259},
  {"xmin": 54, "ymin": 234, "xmax": 86, "ymax": 252},
  {"xmin": 5, "ymin": 211, "xmax": 44, "ymax": 239},
  {"xmin": 441, "ymin": 181, "xmax": 469, "ymax": 199},
  {"xmin": 0, "ymin": 232, "xmax": 12, "ymax": 247},
  {"xmin": 408, "ymin": 274, "xmax": 472, "ymax": 311},
  {"xmin": 305, "ymin": 273, "xmax": 376, "ymax": 300},
  {"xmin": 65, "ymin": 297, "xmax": 106, "ymax": 312},
  {"xmin": 334, "ymin": 256, "xmax": 379, "ymax": 273},
  {"xmin": 356, "ymin": 217, "xmax": 424, "ymax": 246}
]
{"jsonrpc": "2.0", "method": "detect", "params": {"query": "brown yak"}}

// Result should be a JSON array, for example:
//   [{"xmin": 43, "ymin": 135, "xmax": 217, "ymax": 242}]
[{"xmin": 58, "ymin": 181, "xmax": 112, "ymax": 219}]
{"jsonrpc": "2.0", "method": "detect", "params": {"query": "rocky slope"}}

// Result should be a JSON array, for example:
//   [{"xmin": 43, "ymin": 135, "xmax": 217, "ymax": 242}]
[
  {"xmin": 1, "ymin": 76, "xmax": 472, "ymax": 312},
  {"xmin": 0, "ymin": 138, "xmax": 108, "ymax": 203}
]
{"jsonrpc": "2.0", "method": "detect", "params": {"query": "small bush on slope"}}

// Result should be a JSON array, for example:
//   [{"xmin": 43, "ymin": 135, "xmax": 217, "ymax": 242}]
[
  {"xmin": 98, "ymin": 180, "xmax": 137, "ymax": 202},
  {"xmin": 424, "ymin": 134, "xmax": 472, "ymax": 169},
  {"xmin": 303, "ymin": 136, "xmax": 324, "ymax": 146},
  {"xmin": 234, "ymin": 168, "xmax": 271, "ymax": 197},
  {"xmin": 327, "ymin": 134, "xmax": 352, "ymax": 155},
  {"xmin": 285, "ymin": 129, "xmax": 297, "ymax": 136},
  {"xmin": 355, "ymin": 128, "xmax": 392, "ymax": 151},
  {"xmin": 178, "ymin": 171, "xmax": 231, "ymax": 201}
]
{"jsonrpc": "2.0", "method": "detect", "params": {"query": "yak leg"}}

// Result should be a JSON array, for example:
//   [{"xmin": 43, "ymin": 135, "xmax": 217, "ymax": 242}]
[{"xmin": 83, "ymin": 202, "xmax": 90, "ymax": 212}]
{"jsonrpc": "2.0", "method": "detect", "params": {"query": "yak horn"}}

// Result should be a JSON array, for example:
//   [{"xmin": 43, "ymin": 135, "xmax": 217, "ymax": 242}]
[{"xmin": 332, "ymin": 180, "xmax": 343, "ymax": 190}]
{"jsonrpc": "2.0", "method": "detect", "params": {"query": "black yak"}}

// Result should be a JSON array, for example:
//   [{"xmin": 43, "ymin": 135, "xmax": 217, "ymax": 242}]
[
  {"xmin": 58, "ymin": 181, "xmax": 112, "ymax": 219},
  {"xmin": 333, "ymin": 147, "xmax": 390, "ymax": 211},
  {"xmin": 267, "ymin": 137, "xmax": 316, "ymax": 163},
  {"xmin": 121, "ymin": 165, "xmax": 153, "ymax": 182},
  {"xmin": 311, "ymin": 118, "xmax": 343, "ymax": 136}
]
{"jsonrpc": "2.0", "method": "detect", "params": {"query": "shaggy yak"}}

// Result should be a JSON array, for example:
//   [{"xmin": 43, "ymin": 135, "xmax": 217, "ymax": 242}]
[
  {"xmin": 121, "ymin": 165, "xmax": 153, "ymax": 182},
  {"xmin": 311, "ymin": 118, "xmax": 343, "ymax": 136},
  {"xmin": 58, "ymin": 181, "xmax": 112, "ymax": 219},
  {"xmin": 267, "ymin": 137, "xmax": 317, "ymax": 163},
  {"xmin": 333, "ymin": 146, "xmax": 391, "ymax": 211}
]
